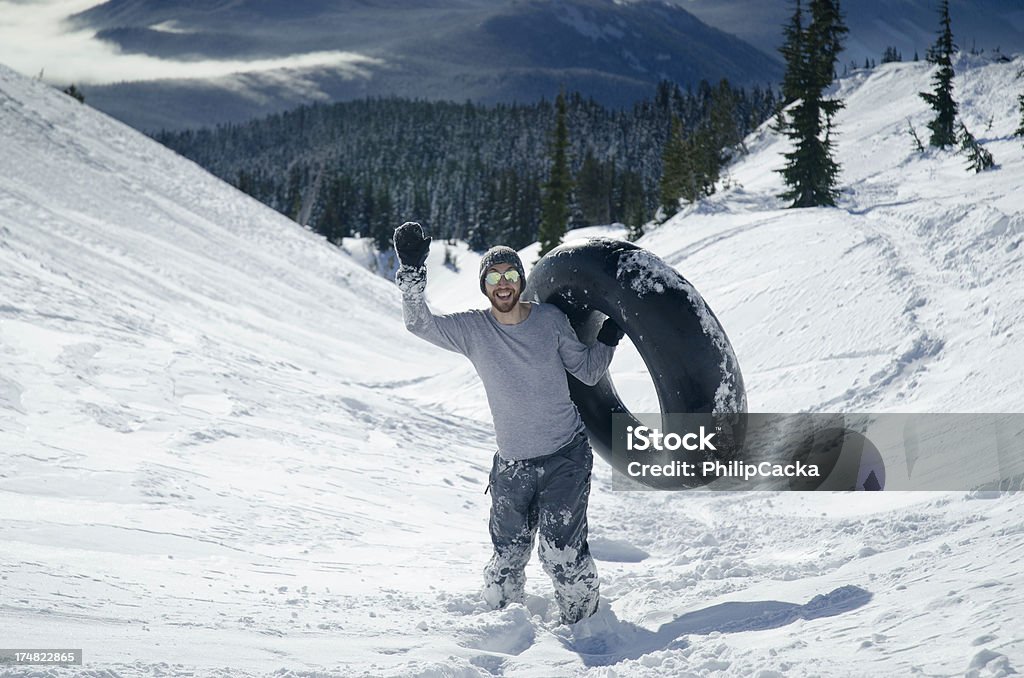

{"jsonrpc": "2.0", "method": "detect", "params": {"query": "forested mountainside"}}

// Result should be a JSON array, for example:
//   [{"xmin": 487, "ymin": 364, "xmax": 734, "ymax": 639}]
[{"xmin": 155, "ymin": 80, "xmax": 778, "ymax": 250}]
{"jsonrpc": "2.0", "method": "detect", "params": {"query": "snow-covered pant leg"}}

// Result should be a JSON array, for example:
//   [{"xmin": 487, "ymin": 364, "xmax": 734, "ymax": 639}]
[
  {"xmin": 482, "ymin": 453, "xmax": 538, "ymax": 610},
  {"xmin": 537, "ymin": 437, "xmax": 600, "ymax": 624}
]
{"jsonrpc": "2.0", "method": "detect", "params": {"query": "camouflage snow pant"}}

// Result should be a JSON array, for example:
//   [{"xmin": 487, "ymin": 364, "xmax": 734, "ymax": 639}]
[{"xmin": 482, "ymin": 434, "xmax": 600, "ymax": 624}]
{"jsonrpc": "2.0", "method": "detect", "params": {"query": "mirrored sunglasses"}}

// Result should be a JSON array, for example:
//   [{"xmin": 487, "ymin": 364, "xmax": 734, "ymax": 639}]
[{"xmin": 484, "ymin": 269, "xmax": 521, "ymax": 285}]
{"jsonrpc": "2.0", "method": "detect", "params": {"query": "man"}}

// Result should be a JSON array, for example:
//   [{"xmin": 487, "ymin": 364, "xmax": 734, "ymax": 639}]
[{"xmin": 393, "ymin": 221, "xmax": 624, "ymax": 625}]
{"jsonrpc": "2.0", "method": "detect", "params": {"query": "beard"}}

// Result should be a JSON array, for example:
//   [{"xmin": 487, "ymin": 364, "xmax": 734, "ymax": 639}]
[{"xmin": 488, "ymin": 284, "xmax": 521, "ymax": 313}]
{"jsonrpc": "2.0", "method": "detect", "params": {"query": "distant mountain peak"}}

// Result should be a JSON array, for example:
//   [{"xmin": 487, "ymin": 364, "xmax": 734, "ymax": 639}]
[{"xmin": 73, "ymin": 0, "xmax": 780, "ymax": 131}]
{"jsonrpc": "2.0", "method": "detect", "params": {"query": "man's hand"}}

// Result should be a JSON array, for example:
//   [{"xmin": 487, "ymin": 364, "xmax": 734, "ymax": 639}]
[
  {"xmin": 394, "ymin": 221, "xmax": 430, "ymax": 268},
  {"xmin": 597, "ymin": 318, "xmax": 625, "ymax": 347}
]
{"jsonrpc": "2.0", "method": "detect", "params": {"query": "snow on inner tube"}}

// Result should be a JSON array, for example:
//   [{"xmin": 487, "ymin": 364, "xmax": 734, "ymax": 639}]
[{"xmin": 525, "ymin": 237, "xmax": 747, "ymax": 489}]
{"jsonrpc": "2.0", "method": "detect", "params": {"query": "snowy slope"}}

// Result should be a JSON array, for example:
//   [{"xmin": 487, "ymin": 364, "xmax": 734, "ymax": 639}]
[
  {"xmin": 0, "ymin": 63, "xmax": 492, "ymax": 674},
  {"xmin": 411, "ymin": 60, "xmax": 1024, "ymax": 418},
  {"xmin": 1, "ymin": 55, "xmax": 1023, "ymax": 678},
  {"xmin": 636, "ymin": 53, "xmax": 1024, "ymax": 414}
]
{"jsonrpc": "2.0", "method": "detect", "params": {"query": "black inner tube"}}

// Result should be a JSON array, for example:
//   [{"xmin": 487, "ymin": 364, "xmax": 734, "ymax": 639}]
[{"xmin": 525, "ymin": 237, "xmax": 747, "ymax": 489}]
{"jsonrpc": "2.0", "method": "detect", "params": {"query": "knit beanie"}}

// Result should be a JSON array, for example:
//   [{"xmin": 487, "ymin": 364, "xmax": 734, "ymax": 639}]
[{"xmin": 478, "ymin": 246, "xmax": 526, "ymax": 294}]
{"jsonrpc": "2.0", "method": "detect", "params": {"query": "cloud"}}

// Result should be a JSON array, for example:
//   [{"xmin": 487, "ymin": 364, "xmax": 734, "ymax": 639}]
[
  {"xmin": 217, "ymin": 64, "xmax": 366, "ymax": 105},
  {"xmin": 0, "ymin": 0, "xmax": 382, "ymax": 85}
]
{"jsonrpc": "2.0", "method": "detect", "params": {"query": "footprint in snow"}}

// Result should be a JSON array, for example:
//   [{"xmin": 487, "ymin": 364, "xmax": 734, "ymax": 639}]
[
  {"xmin": 588, "ymin": 536, "xmax": 650, "ymax": 563},
  {"xmin": 453, "ymin": 604, "xmax": 535, "ymax": 655}
]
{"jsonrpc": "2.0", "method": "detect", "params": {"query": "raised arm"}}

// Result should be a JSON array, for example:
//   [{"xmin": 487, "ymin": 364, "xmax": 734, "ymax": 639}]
[
  {"xmin": 556, "ymin": 312, "xmax": 623, "ymax": 386},
  {"xmin": 394, "ymin": 222, "xmax": 471, "ymax": 355}
]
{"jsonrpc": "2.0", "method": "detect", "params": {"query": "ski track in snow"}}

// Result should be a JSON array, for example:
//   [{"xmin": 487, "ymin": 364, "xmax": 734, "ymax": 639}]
[{"xmin": 1, "ymin": 53, "xmax": 1024, "ymax": 677}]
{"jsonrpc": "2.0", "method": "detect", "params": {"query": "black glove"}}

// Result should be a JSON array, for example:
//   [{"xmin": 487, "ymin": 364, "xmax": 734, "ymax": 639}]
[
  {"xmin": 597, "ymin": 318, "xmax": 625, "ymax": 347},
  {"xmin": 393, "ymin": 221, "xmax": 430, "ymax": 268}
]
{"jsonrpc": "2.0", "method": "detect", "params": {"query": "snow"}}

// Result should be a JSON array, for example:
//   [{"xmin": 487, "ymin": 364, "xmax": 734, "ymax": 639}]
[
  {"xmin": 1, "ymin": 52, "xmax": 1023, "ymax": 677},
  {"xmin": 559, "ymin": 5, "xmax": 627, "ymax": 42}
]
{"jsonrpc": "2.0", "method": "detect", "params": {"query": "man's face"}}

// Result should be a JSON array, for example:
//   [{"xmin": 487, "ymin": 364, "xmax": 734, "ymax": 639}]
[{"xmin": 484, "ymin": 263, "xmax": 522, "ymax": 313}]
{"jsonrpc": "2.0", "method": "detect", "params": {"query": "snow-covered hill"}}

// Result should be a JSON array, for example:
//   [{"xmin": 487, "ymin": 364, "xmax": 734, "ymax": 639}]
[
  {"xmin": 637, "ymin": 53, "xmax": 1024, "ymax": 414},
  {"xmin": 1, "ymin": 54, "xmax": 1022, "ymax": 677}
]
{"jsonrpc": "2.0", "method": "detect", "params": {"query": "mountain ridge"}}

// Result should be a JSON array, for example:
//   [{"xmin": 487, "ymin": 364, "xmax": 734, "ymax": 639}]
[{"xmin": 69, "ymin": 0, "xmax": 781, "ymax": 131}]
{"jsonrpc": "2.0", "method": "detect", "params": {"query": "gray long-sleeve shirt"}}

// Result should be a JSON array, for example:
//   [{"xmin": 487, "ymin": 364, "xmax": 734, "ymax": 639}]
[{"xmin": 403, "ymin": 288, "xmax": 614, "ymax": 461}]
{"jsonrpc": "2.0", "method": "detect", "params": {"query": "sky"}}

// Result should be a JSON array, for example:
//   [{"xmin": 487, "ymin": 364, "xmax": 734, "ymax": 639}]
[{"xmin": 0, "ymin": 0, "xmax": 379, "ymax": 85}]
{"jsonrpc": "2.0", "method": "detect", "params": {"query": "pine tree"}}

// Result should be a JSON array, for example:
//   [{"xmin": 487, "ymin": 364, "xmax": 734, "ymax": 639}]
[
  {"xmin": 315, "ymin": 176, "xmax": 354, "ymax": 244},
  {"xmin": 919, "ymin": 0, "xmax": 958, "ymax": 148},
  {"xmin": 882, "ymin": 46, "xmax": 902, "ymax": 63},
  {"xmin": 660, "ymin": 84, "xmax": 739, "ymax": 215},
  {"xmin": 1016, "ymin": 93, "xmax": 1024, "ymax": 139},
  {"xmin": 62, "ymin": 83, "xmax": 85, "ymax": 103},
  {"xmin": 776, "ymin": 0, "xmax": 847, "ymax": 208},
  {"xmin": 371, "ymin": 185, "xmax": 394, "ymax": 252},
  {"xmin": 779, "ymin": 0, "xmax": 806, "ymax": 106},
  {"xmin": 576, "ymin": 150, "xmax": 611, "ymax": 225},
  {"xmin": 471, "ymin": 176, "xmax": 498, "ymax": 251},
  {"xmin": 709, "ymin": 79, "xmax": 742, "ymax": 158},
  {"xmin": 412, "ymin": 182, "xmax": 431, "ymax": 232},
  {"xmin": 538, "ymin": 91, "xmax": 572, "ymax": 257},
  {"xmin": 688, "ymin": 127, "xmax": 720, "ymax": 200},
  {"xmin": 957, "ymin": 122, "xmax": 995, "ymax": 172},
  {"xmin": 285, "ymin": 165, "xmax": 305, "ymax": 221},
  {"xmin": 807, "ymin": 0, "xmax": 847, "ymax": 90},
  {"xmin": 236, "ymin": 169, "xmax": 255, "ymax": 197},
  {"xmin": 624, "ymin": 167, "xmax": 647, "ymax": 238},
  {"xmin": 467, "ymin": 221, "xmax": 490, "ymax": 251},
  {"xmin": 659, "ymin": 116, "xmax": 688, "ymax": 217},
  {"xmin": 617, "ymin": 169, "xmax": 647, "ymax": 234}
]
